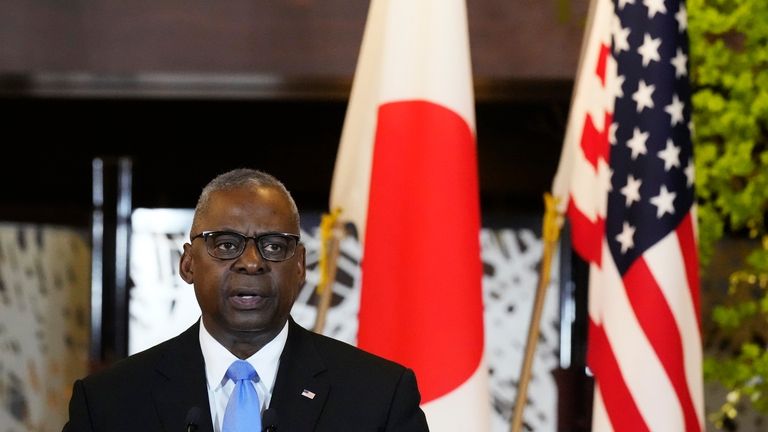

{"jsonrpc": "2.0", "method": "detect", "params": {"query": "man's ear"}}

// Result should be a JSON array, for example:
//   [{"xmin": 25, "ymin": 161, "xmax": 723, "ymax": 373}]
[
  {"xmin": 179, "ymin": 243, "xmax": 194, "ymax": 284},
  {"xmin": 296, "ymin": 244, "xmax": 306, "ymax": 285}
]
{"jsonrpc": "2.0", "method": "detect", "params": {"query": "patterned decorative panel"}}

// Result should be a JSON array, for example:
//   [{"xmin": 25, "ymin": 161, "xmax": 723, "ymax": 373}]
[
  {"xmin": 129, "ymin": 209, "xmax": 202, "ymax": 355},
  {"xmin": 481, "ymin": 228, "xmax": 561, "ymax": 431},
  {"xmin": 129, "ymin": 209, "xmax": 560, "ymax": 431},
  {"xmin": 0, "ymin": 224, "xmax": 90, "ymax": 432}
]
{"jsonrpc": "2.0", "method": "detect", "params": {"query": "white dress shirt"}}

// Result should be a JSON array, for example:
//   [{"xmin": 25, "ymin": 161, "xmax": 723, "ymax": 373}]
[{"xmin": 198, "ymin": 319, "xmax": 288, "ymax": 432}]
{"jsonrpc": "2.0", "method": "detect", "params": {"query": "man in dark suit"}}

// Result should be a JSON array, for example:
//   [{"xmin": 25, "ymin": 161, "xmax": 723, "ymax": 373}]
[{"xmin": 63, "ymin": 169, "xmax": 429, "ymax": 432}]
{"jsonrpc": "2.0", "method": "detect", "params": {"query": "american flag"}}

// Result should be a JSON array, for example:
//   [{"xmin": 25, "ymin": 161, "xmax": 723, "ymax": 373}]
[{"xmin": 552, "ymin": 0, "xmax": 704, "ymax": 430}]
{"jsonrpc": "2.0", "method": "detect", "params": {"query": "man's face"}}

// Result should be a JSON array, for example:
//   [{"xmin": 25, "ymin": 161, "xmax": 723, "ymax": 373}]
[{"xmin": 180, "ymin": 185, "xmax": 305, "ymax": 343}]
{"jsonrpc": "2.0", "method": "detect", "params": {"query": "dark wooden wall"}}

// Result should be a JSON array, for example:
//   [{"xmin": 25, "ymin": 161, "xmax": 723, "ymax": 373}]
[
  {"xmin": 0, "ymin": 0, "xmax": 589, "ymax": 225},
  {"xmin": 0, "ymin": 0, "xmax": 588, "ymax": 79}
]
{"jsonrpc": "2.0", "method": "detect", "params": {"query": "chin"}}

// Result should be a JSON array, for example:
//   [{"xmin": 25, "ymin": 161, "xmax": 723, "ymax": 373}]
[{"xmin": 228, "ymin": 316, "xmax": 277, "ymax": 333}]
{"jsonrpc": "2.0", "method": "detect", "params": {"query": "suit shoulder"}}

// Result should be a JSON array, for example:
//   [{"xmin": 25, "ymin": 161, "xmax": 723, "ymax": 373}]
[
  {"xmin": 81, "ymin": 329, "xmax": 187, "ymax": 388},
  {"xmin": 283, "ymin": 323, "xmax": 428, "ymax": 430},
  {"xmin": 297, "ymin": 325, "xmax": 407, "ymax": 375}
]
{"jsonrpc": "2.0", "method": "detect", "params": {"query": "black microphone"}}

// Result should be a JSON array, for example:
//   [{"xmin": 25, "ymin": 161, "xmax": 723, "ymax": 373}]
[
  {"xmin": 185, "ymin": 407, "xmax": 201, "ymax": 432},
  {"xmin": 262, "ymin": 407, "xmax": 278, "ymax": 432}
]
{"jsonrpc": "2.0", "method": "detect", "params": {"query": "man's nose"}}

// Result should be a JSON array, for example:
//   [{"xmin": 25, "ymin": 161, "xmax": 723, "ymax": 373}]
[{"xmin": 235, "ymin": 239, "xmax": 266, "ymax": 272}]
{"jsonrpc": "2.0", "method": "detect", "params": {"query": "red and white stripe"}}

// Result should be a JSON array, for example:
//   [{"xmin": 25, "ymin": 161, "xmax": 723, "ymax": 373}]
[
  {"xmin": 329, "ymin": 0, "xmax": 490, "ymax": 430},
  {"xmin": 552, "ymin": 0, "xmax": 704, "ymax": 430},
  {"xmin": 586, "ymin": 216, "xmax": 703, "ymax": 431}
]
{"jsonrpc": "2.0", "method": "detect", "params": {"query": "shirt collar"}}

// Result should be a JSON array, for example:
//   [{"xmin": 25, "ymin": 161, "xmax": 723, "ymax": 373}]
[{"xmin": 198, "ymin": 319, "xmax": 289, "ymax": 392}]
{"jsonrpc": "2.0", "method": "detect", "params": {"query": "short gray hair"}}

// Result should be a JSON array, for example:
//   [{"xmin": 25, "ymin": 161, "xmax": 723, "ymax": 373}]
[{"xmin": 190, "ymin": 168, "xmax": 299, "ymax": 237}]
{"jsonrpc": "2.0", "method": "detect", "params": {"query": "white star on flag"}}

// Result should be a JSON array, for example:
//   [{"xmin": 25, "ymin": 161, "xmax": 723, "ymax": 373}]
[
  {"xmin": 620, "ymin": 174, "xmax": 643, "ymax": 207},
  {"xmin": 643, "ymin": 0, "xmax": 667, "ymax": 18},
  {"xmin": 650, "ymin": 184, "xmax": 677, "ymax": 218},
  {"xmin": 658, "ymin": 139, "xmax": 681, "ymax": 171},
  {"xmin": 609, "ymin": 74, "xmax": 626, "ymax": 102},
  {"xmin": 633, "ymin": 79, "xmax": 655, "ymax": 112},
  {"xmin": 599, "ymin": 164, "xmax": 614, "ymax": 195},
  {"xmin": 676, "ymin": 4, "xmax": 688, "ymax": 31},
  {"xmin": 638, "ymin": 33, "xmax": 662, "ymax": 67},
  {"xmin": 613, "ymin": 19, "xmax": 631, "ymax": 53},
  {"xmin": 616, "ymin": 222, "xmax": 637, "ymax": 253},
  {"xmin": 626, "ymin": 127, "xmax": 649, "ymax": 159},
  {"xmin": 671, "ymin": 48, "xmax": 688, "ymax": 78},
  {"xmin": 665, "ymin": 94, "xmax": 685, "ymax": 126},
  {"xmin": 685, "ymin": 160, "xmax": 695, "ymax": 186}
]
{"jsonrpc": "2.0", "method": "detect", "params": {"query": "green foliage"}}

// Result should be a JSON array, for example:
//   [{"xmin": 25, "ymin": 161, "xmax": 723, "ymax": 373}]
[
  {"xmin": 689, "ymin": 0, "xmax": 768, "ymax": 428},
  {"xmin": 703, "ymin": 264, "xmax": 768, "ymax": 428}
]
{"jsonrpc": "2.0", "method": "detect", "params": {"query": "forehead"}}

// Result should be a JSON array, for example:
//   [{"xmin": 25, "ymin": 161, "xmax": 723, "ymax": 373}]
[{"xmin": 199, "ymin": 186, "xmax": 297, "ymax": 233}]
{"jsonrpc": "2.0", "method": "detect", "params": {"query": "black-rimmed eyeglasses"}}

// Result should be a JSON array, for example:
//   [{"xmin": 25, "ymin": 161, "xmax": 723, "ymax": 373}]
[{"xmin": 191, "ymin": 231, "xmax": 300, "ymax": 262}]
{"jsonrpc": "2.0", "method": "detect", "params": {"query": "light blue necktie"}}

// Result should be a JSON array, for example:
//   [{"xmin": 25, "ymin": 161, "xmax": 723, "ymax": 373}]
[{"xmin": 222, "ymin": 360, "xmax": 262, "ymax": 432}]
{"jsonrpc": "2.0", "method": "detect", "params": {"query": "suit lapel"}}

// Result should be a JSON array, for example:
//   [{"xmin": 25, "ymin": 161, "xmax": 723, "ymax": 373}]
[
  {"xmin": 152, "ymin": 322, "xmax": 214, "ymax": 432},
  {"xmin": 270, "ymin": 319, "xmax": 329, "ymax": 431}
]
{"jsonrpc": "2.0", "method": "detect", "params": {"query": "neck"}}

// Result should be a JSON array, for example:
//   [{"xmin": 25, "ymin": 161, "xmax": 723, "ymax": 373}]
[{"xmin": 202, "ymin": 318, "xmax": 286, "ymax": 359}]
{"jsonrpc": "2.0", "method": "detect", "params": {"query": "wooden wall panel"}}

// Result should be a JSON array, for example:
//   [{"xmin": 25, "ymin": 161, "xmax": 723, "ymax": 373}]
[{"xmin": 0, "ymin": 0, "xmax": 589, "ymax": 81}]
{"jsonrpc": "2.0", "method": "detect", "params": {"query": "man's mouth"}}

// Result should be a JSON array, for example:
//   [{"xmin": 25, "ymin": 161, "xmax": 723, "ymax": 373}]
[{"xmin": 229, "ymin": 290, "xmax": 269, "ymax": 309}]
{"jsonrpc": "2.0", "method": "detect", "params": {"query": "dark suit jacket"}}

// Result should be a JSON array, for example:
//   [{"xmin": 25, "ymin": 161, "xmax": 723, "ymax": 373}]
[{"xmin": 63, "ymin": 318, "xmax": 429, "ymax": 431}]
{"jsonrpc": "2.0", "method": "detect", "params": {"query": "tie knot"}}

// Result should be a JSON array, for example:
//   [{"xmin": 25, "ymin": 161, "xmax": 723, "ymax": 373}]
[{"xmin": 226, "ymin": 360, "xmax": 258, "ymax": 382}]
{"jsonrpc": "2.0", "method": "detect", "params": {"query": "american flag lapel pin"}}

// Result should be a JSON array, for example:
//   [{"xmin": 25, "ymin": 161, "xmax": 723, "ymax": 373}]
[{"xmin": 301, "ymin": 389, "xmax": 316, "ymax": 400}]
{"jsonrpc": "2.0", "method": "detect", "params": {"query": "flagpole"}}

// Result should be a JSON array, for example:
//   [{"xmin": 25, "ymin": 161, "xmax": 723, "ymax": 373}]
[
  {"xmin": 510, "ymin": 193, "xmax": 562, "ymax": 432},
  {"xmin": 313, "ymin": 209, "xmax": 342, "ymax": 334}
]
